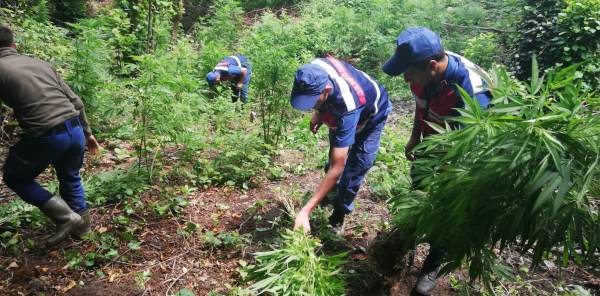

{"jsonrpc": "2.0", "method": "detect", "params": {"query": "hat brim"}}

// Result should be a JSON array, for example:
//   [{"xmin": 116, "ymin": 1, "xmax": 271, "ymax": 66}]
[
  {"xmin": 382, "ymin": 52, "xmax": 410, "ymax": 76},
  {"xmin": 290, "ymin": 84, "xmax": 321, "ymax": 111}
]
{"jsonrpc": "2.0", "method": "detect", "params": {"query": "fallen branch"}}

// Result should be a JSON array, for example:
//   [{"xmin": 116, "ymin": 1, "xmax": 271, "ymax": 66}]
[{"xmin": 164, "ymin": 266, "xmax": 190, "ymax": 296}]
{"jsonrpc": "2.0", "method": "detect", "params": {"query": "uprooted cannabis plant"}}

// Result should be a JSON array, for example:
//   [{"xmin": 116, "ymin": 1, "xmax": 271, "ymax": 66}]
[
  {"xmin": 243, "ymin": 229, "xmax": 347, "ymax": 296},
  {"xmin": 387, "ymin": 60, "xmax": 600, "ymax": 284}
]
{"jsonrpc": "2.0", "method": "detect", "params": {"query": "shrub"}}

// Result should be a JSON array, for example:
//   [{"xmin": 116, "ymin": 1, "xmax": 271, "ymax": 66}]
[
  {"xmin": 512, "ymin": 0, "xmax": 600, "ymax": 89},
  {"xmin": 242, "ymin": 12, "xmax": 305, "ymax": 145},
  {"xmin": 128, "ymin": 39, "xmax": 205, "ymax": 176},
  {"xmin": 4, "ymin": 11, "xmax": 72, "ymax": 69},
  {"xmin": 463, "ymin": 32, "xmax": 500, "ymax": 70},
  {"xmin": 388, "ymin": 61, "xmax": 600, "ymax": 284},
  {"xmin": 195, "ymin": 132, "xmax": 274, "ymax": 188},
  {"xmin": 83, "ymin": 167, "xmax": 149, "ymax": 206},
  {"xmin": 67, "ymin": 22, "xmax": 113, "ymax": 120},
  {"xmin": 115, "ymin": 0, "xmax": 176, "ymax": 55},
  {"xmin": 195, "ymin": 0, "xmax": 243, "ymax": 75}
]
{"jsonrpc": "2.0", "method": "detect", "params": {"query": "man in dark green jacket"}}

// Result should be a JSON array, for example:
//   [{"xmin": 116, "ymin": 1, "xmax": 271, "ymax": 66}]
[{"xmin": 0, "ymin": 25, "xmax": 100, "ymax": 247}]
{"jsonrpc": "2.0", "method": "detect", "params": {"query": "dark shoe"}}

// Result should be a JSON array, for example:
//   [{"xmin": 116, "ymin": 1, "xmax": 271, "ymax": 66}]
[
  {"xmin": 414, "ymin": 266, "xmax": 441, "ymax": 295},
  {"xmin": 71, "ymin": 209, "xmax": 91, "ymax": 239},
  {"xmin": 39, "ymin": 196, "xmax": 84, "ymax": 247},
  {"xmin": 328, "ymin": 209, "xmax": 346, "ymax": 235}
]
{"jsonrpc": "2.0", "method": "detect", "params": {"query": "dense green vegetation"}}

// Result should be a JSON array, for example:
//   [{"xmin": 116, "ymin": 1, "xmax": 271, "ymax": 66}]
[
  {"xmin": 0, "ymin": 0, "xmax": 598, "ymax": 295},
  {"xmin": 390, "ymin": 61, "xmax": 599, "ymax": 285}
]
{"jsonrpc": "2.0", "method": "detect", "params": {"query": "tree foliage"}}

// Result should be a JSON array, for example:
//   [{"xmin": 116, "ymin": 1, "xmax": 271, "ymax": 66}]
[{"xmin": 512, "ymin": 0, "xmax": 600, "ymax": 89}]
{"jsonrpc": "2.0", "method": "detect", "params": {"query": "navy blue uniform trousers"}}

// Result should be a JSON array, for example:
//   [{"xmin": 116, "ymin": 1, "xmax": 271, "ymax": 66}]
[
  {"xmin": 329, "ymin": 115, "xmax": 388, "ymax": 214},
  {"xmin": 3, "ymin": 118, "xmax": 87, "ymax": 213}
]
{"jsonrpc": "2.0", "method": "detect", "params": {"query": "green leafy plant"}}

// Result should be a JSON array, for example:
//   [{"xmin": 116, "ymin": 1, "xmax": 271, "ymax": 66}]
[
  {"xmin": 512, "ymin": 0, "xmax": 600, "ymax": 89},
  {"xmin": 152, "ymin": 194, "xmax": 189, "ymax": 217},
  {"xmin": 66, "ymin": 22, "xmax": 112, "ymax": 119},
  {"xmin": 177, "ymin": 222, "xmax": 200, "ymax": 239},
  {"xmin": 463, "ymin": 32, "xmax": 501, "ymax": 70},
  {"xmin": 65, "ymin": 232, "xmax": 121, "ymax": 268},
  {"xmin": 196, "ymin": 0, "xmax": 243, "ymax": 69},
  {"xmin": 242, "ymin": 12, "xmax": 303, "ymax": 145},
  {"xmin": 202, "ymin": 230, "xmax": 250, "ymax": 252},
  {"xmin": 174, "ymin": 288, "xmax": 196, "ymax": 296},
  {"xmin": 388, "ymin": 61, "xmax": 600, "ymax": 285},
  {"xmin": 128, "ymin": 40, "xmax": 205, "ymax": 178},
  {"xmin": 244, "ymin": 229, "xmax": 346, "ymax": 296},
  {"xmin": 83, "ymin": 167, "xmax": 149, "ymax": 206},
  {"xmin": 135, "ymin": 270, "xmax": 152, "ymax": 289},
  {"xmin": 194, "ymin": 132, "xmax": 274, "ymax": 188},
  {"xmin": 367, "ymin": 123, "xmax": 412, "ymax": 200},
  {"xmin": 5, "ymin": 9, "xmax": 72, "ymax": 69},
  {"xmin": 0, "ymin": 199, "xmax": 46, "ymax": 255}
]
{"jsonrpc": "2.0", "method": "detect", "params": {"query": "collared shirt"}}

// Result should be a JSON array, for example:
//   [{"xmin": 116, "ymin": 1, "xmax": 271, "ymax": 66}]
[
  {"xmin": 411, "ymin": 52, "xmax": 491, "ymax": 137},
  {"xmin": 0, "ymin": 47, "xmax": 92, "ymax": 137},
  {"xmin": 312, "ymin": 57, "xmax": 392, "ymax": 148}
]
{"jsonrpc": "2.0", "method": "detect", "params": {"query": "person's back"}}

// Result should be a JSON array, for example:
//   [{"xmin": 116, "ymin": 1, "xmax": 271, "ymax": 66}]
[
  {"xmin": 309, "ymin": 56, "xmax": 390, "ymax": 127},
  {"xmin": 0, "ymin": 47, "xmax": 86, "ymax": 137}
]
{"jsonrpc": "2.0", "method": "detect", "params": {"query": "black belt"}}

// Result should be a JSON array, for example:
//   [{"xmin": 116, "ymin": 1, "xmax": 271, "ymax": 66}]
[{"xmin": 40, "ymin": 117, "xmax": 80, "ymax": 137}]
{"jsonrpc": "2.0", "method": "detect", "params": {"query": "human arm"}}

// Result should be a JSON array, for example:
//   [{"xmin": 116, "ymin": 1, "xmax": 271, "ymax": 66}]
[
  {"xmin": 294, "ymin": 146, "xmax": 349, "ymax": 233},
  {"xmin": 294, "ymin": 111, "xmax": 359, "ymax": 233},
  {"xmin": 405, "ymin": 103, "xmax": 422, "ymax": 161}
]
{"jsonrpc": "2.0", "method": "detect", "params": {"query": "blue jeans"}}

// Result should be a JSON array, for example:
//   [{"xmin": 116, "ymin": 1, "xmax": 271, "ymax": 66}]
[
  {"xmin": 3, "ymin": 118, "xmax": 87, "ymax": 213},
  {"xmin": 231, "ymin": 63, "xmax": 252, "ymax": 103},
  {"xmin": 329, "ymin": 115, "xmax": 388, "ymax": 214}
]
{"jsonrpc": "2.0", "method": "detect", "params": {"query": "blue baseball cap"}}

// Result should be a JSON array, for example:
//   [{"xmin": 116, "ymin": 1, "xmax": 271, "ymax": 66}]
[
  {"xmin": 290, "ymin": 64, "xmax": 329, "ymax": 111},
  {"xmin": 206, "ymin": 71, "xmax": 219, "ymax": 87},
  {"xmin": 382, "ymin": 27, "xmax": 444, "ymax": 76}
]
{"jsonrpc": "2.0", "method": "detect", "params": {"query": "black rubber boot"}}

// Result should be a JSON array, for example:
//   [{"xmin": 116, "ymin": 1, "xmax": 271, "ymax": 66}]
[
  {"xmin": 328, "ymin": 209, "xmax": 346, "ymax": 235},
  {"xmin": 39, "ymin": 196, "xmax": 84, "ymax": 247},
  {"xmin": 71, "ymin": 209, "xmax": 91, "ymax": 239}
]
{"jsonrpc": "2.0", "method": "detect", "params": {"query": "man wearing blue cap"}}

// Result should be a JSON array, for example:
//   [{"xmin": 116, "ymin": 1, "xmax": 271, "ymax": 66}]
[
  {"xmin": 206, "ymin": 55, "xmax": 252, "ymax": 103},
  {"xmin": 382, "ymin": 27, "xmax": 492, "ymax": 295},
  {"xmin": 290, "ymin": 55, "xmax": 392, "ymax": 234}
]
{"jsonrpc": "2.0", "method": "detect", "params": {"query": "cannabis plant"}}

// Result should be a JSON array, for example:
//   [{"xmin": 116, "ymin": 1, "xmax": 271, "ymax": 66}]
[
  {"xmin": 388, "ymin": 61, "xmax": 600, "ymax": 283},
  {"xmin": 244, "ymin": 230, "xmax": 346, "ymax": 296}
]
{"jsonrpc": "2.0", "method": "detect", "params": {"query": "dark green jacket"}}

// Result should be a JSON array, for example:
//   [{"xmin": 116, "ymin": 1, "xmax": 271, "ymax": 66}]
[{"xmin": 0, "ymin": 47, "xmax": 92, "ymax": 137}]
